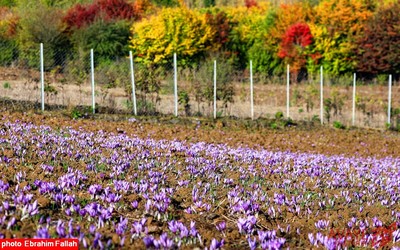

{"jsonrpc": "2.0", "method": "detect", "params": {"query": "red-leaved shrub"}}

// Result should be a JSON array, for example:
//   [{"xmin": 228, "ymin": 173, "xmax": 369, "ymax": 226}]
[
  {"xmin": 245, "ymin": 0, "xmax": 257, "ymax": 8},
  {"xmin": 63, "ymin": 0, "xmax": 138, "ymax": 30},
  {"xmin": 278, "ymin": 22, "xmax": 313, "ymax": 73}
]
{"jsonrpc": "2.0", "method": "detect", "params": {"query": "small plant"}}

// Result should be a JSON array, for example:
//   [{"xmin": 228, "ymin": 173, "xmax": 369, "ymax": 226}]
[
  {"xmin": 44, "ymin": 84, "xmax": 58, "ymax": 95},
  {"xmin": 324, "ymin": 98, "xmax": 332, "ymax": 122},
  {"xmin": 70, "ymin": 106, "xmax": 90, "ymax": 119},
  {"xmin": 270, "ymin": 122, "xmax": 278, "ymax": 129},
  {"xmin": 178, "ymin": 90, "xmax": 191, "ymax": 116},
  {"xmin": 292, "ymin": 89, "xmax": 301, "ymax": 106},
  {"xmin": 305, "ymin": 85, "xmax": 318, "ymax": 112},
  {"xmin": 3, "ymin": 82, "xmax": 11, "ymax": 89},
  {"xmin": 275, "ymin": 111, "xmax": 284, "ymax": 120},
  {"xmin": 333, "ymin": 121, "xmax": 345, "ymax": 129},
  {"xmin": 311, "ymin": 115, "xmax": 320, "ymax": 123},
  {"xmin": 70, "ymin": 109, "xmax": 82, "ymax": 119}
]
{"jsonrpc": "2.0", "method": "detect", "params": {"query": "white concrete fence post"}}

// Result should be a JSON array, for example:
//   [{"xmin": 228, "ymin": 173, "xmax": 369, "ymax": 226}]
[
  {"xmin": 174, "ymin": 53, "xmax": 178, "ymax": 117},
  {"xmin": 250, "ymin": 60, "xmax": 254, "ymax": 120},
  {"xmin": 129, "ymin": 51, "xmax": 137, "ymax": 116},
  {"xmin": 388, "ymin": 74, "xmax": 392, "ymax": 125},
  {"xmin": 286, "ymin": 64, "xmax": 290, "ymax": 118},
  {"xmin": 90, "ymin": 49, "xmax": 95, "ymax": 114},
  {"xmin": 320, "ymin": 66, "xmax": 324, "ymax": 124},
  {"xmin": 213, "ymin": 60, "xmax": 217, "ymax": 119},
  {"xmin": 40, "ymin": 43, "xmax": 44, "ymax": 111}
]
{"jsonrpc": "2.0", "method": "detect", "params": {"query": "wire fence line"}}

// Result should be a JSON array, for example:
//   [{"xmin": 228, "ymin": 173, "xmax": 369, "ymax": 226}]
[{"xmin": 0, "ymin": 43, "xmax": 399, "ymax": 129}]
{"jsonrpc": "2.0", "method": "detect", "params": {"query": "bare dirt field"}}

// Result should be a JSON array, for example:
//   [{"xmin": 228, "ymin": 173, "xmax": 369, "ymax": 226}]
[{"xmin": 0, "ymin": 111, "xmax": 400, "ymax": 249}]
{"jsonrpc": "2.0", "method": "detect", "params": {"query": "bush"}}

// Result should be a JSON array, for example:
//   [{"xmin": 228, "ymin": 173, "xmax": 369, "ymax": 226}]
[
  {"xmin": 130, "ymin": 7, "xmax": 215, "ymax": 66},
  {"xmin": 152, "ymin": 0, "xmax": 178, "ymax": 7},
  {"xmin": 310, "ymin": 0, "xmax": 375, "ymax": 75},
  {"xmin": 275, "ymin": 111, "xmax": 284, "ymax": 119},
  {"xmin": 16, "ymin": 2, "xmax": 70, "ymax": 69},
  {"xmin": 63, "ymin": 0, "xmax": 138, "ymax": 30},
  {"xmin": 178, "ymin": 90, "xmax": 190, "ymax": 116},
  {"xmin": 0, "ymin": 0, "xmax": 15, "ymax": 7},
  {"xmin": 227, "ymin": 6, "xmax": 284, "ymax": 74},
  {"xmin": 278, "ymin": 23, "xmax": 314, "ymax": 74},
  {"xmin": 63, "ymin": 3, "xmax": 99, "ymax": 30},
  {"xmin": 70, "ymin": 19, "xmax": 131, "ymax": 65},
  {"xmin": 0, "ymin": 38, "xmax": 17, "ymax": 65},
  {"xmin": 333, "ymin": 121, "xmax": 345, "ymax": 129},
  {"xmin": 0, "ymin": 7, "xmax": 18, "ymax": 65}
]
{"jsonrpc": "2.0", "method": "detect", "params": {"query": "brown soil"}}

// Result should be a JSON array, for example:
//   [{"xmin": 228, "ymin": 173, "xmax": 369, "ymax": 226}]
[
  {"xmin": 0, "ymin": 111, "xmax": 399, "ymax": 249},
  {"xmin": 5, "ymin": 110, "xmax": 399, "ymax": 159}
]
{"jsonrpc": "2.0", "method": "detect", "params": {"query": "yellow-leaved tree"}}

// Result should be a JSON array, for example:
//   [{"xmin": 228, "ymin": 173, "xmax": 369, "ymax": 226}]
[
  {"xmin": 130, "ymin": 7, "xmax": 215, "ymax": 66},
  {"xmin": 309, "ymin": 0, "xmax": 375, "ymax": 75}
]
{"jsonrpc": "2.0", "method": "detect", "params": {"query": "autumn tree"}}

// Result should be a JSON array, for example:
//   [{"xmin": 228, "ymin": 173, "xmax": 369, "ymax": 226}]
[
  {"xmin": 16, "ymin": 1, "xmax": 69, "ymax": 68},
  {"xmin": 129, "ymin": 7, "xmax": 214, "ymax": 66},
  {"xmin": 0, "ymin": 7, "xmax": 18, "ymax": 65},
  {"xmin": 354, "ymin": 1, "xmax": 400, "ymax": 74},
  {"xmin": 278, "ymin": 23, "xmax": 313, "ymax": 74},
  {"xmin": 225, "ymin": 5, "xmax": 281, "ymax": 73},
  {"xmin": 63, "ymin": 0, "xmax": 139, "ymax": 30},
  {"xmin": 310, "ymin": 0, "xmax": 375, "ymax": 75},
  {"xmin": 268, "ymin": 2, "xmax": 315, "ymax": 74},
  {"xmin": 205, "ymin": 10, "xmax": 231, "ymax": 50}
]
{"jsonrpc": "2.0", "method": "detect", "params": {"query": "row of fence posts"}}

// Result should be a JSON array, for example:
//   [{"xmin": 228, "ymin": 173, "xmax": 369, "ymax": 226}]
[{"xmin": 38, "ymin": 44, "xmax": 394, "ymax": 126}]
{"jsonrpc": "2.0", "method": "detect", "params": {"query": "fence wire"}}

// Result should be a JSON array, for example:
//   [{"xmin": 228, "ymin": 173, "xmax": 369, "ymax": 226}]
[{"xmin": 0, "ymin": 42, "xmax": 399, "ymax": 129}]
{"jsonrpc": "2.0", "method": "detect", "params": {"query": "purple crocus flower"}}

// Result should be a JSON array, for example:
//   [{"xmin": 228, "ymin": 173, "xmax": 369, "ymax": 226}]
[
  {"xmin": 131, "ymin": 200, "xmax": 138, "ymax": 209},
  {"xmin": 190, "ymin": 221, "xmax": 198, "ymax": 237},
  {"xmin": 168, "ymin": 220, "xmax": 180, "ymax": 233},
  {"xmin": 248, "ymin": 237, "xmax": 257, "ymax": 250},
  {"xmin": 56, "ymin": 220, "xmax": 66, "ymax": 237},
  {"xmin": 6, "ymin": 217, "xmax": 16, "ymax": 230},
  {"xmin": 323, "ymin": 237, "xmax": 336, "ymax": 250},
  {"xmin": 209, "ymin": 238, "xmax": 224, "ymax": 250},
  {"xmin": 159, "ymin": 233, "xmax": 174, "ymax": 249},
  {"xmin": 216, "ymin": 221, "xmax": 226, "ymax": 232},
  {"xmin": 2, "ymin": 201, "xmax": 9, "ymax": 211},
  {"xmin": 393, "ymin": 229, "xmax": 400, "ymax": 243},
  {"xmin": 143, "ymin": 236, "xmax": 155, "ymax": 248},
  {"xmin": 35, "ymin": 227, "xmax": 50, "ymax": 239},
  {"xmin": 315, "ymin": 220, "xmax": 329, "ymax": 230},
  {"xmin": 179, "ymin": 226, "xmax": 189, "ymax": 238}
]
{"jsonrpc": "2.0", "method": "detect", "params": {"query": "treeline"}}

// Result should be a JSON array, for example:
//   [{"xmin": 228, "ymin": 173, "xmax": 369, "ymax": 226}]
[{"xmin": 0, "ymin": 0, "xmax": 399, "ymax": 79}]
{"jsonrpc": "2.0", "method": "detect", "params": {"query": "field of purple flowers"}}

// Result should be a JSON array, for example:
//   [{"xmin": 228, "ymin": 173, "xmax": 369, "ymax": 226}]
[{"xmin": 0, "ymin": 115, "xmax": 400, "ymax": 249}]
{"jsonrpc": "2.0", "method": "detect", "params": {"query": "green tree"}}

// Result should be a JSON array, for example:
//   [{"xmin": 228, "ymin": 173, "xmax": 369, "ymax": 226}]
[
  {"xmin": 0, "ymin": 0, "xmax": 16, "ymax": 7},
  {"xmin": 70, "ymin": 19, "xmax": 131, "ymax": 65},
  {"xmin": 15, "ymin": 1, "xmax": 70, "ymax": 69}
]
